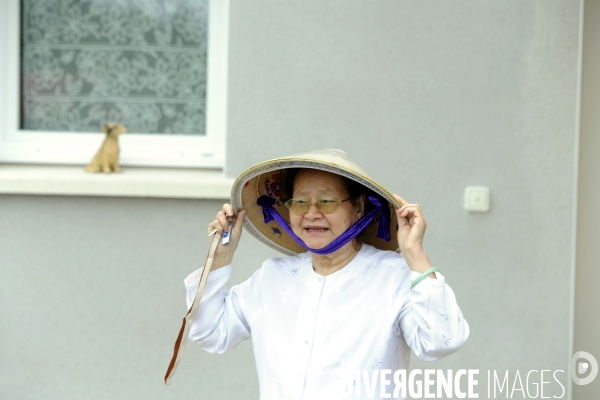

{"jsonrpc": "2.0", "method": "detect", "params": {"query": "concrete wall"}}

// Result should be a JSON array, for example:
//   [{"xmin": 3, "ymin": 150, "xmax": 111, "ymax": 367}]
[
  {"xmin": 573, "ymin": 1, "xmax": 600, "ymax": 399},
  {"xmin": 0, "ymin": 195, "xmax": 271, "ymax": 399},
  {"xmin": 0, "ymin": 1, "xmax": 586, "ymax": 399}
]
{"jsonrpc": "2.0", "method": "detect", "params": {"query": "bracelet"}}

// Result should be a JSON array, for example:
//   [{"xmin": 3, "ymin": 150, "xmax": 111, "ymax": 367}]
[{"xmin": 410, "ymin": 267, "xmax": 439, "ymax": 290}]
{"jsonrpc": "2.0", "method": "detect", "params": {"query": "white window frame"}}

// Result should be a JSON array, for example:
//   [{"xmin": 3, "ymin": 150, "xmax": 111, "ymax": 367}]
[{"xmin": 0, "ymin": 0, "xmax": 228, "ymax": 169}]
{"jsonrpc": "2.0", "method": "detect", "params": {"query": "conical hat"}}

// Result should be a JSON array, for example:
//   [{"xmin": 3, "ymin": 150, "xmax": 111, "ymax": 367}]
[{"xmin": 231, "ymin": 149, "xmax": 400, "ymax": 255}]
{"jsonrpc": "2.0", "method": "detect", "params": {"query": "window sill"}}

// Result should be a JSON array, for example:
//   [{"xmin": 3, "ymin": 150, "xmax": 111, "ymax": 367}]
[{"xmin": 0, "ymin": 164, "xmax": 234, "ymax": 199}]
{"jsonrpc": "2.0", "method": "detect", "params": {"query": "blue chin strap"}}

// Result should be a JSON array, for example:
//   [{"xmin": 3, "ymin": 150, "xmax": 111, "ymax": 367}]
[{"xmin": 256, "ymin": 195, "xmax": 391, "ymax": 254}]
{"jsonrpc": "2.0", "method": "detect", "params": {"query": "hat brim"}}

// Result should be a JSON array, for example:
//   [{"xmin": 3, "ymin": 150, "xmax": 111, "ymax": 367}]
[{"xmin": 231, "ymin": 150, "xmax": 400, "ymax": 255}]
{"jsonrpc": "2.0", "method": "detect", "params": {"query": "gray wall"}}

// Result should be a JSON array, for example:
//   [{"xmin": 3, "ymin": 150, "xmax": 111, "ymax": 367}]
[
  {"xmin": 0, "ymin": 1, "xmax": 588, "ymax": 399},
  {"xmin": 573, "ymin": 1, "xmax": 600, "ymax": 399},
  {"xmin": 0, "ymin": 195, "xmax": 270, "ymax": 399}
]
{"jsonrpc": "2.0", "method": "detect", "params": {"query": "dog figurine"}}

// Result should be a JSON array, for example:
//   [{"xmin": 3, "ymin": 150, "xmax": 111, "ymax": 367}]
[{"xmin": 84, "ymin": 122, "xmax": 126, "ymax": 173}]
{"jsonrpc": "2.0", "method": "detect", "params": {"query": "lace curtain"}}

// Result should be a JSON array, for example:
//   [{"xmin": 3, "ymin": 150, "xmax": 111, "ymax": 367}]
[{"xmin": 21, "ymin": 0, "xmax": 208, "ymax": 135}]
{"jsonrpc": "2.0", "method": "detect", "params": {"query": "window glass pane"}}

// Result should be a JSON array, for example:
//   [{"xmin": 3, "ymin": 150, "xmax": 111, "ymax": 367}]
[{"xmin": 20, "ymin": 0, "xmax": 208, "ymax": 135}]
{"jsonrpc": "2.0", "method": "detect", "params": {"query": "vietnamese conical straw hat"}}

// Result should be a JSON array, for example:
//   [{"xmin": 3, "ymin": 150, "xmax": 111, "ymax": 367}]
[{"xmin": 231, "ymin": 149, "xmax": 401, "ymax": 255}]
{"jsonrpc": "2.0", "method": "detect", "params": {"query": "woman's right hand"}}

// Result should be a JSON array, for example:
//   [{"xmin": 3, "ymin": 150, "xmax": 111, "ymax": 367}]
[{"xmin": 207, "ymin": 204, "xmax": 247, "ymax": 267}]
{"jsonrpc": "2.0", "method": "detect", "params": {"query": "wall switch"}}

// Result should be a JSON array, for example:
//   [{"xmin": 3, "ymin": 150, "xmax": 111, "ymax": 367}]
[{"xmin": 464, "ymin": 186, "xmax": 490, "ymax": 212}]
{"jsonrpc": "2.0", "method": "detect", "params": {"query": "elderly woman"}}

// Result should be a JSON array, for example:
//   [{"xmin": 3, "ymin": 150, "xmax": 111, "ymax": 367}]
[{"xmin": 168, "ymin": 149, "xmax": 469, "ymax": 399}]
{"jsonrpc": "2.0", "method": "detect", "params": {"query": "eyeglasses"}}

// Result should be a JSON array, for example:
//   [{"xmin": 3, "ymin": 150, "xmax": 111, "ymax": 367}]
[{"xmin": 284, "ymin": 197, "xmax": 352, "ymax": 215}]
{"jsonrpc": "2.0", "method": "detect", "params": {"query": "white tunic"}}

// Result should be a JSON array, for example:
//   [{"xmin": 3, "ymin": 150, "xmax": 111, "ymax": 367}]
[{"xmin": 184, "ymin": 244, "xmax": 469, "ymax": 400}]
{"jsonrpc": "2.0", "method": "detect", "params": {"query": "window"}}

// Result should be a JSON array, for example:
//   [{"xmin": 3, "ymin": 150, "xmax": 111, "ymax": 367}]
[{"xmin": 0, "ymin": 0, "xmax": 228, "ymax": 168}]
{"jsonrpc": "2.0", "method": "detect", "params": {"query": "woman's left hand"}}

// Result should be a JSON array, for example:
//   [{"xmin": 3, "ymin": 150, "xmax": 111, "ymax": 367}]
[
  {"xmin": 393, "ymin": 194, "xmax": 435, "ymax": 278},
  {"xmin": 393, "ymin": 194, "xmax": 427, "ymax": 258}
]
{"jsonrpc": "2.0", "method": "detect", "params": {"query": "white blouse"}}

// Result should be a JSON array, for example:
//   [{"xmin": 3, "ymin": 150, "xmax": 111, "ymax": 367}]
[{"xmin": 184, "ymin": 244, "xmax": 469, "ymax": 400}]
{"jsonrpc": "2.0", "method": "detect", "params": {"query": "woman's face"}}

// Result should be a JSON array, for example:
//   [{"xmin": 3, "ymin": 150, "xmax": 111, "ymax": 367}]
[{"xmin": 289, "ymin": 169, "xmax": 364, "ymax": 250}]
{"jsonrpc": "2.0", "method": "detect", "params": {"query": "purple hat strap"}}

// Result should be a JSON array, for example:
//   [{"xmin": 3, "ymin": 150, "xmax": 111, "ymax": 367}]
[{"xmin": 256, "ymin": 195, "xmax": 391, "ymax": 255}]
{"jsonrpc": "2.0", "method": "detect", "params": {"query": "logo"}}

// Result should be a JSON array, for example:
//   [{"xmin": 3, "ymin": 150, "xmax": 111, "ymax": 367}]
[{"xmin": 571, "ymin": 351, "xmax": 598, "ymax": 385}]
